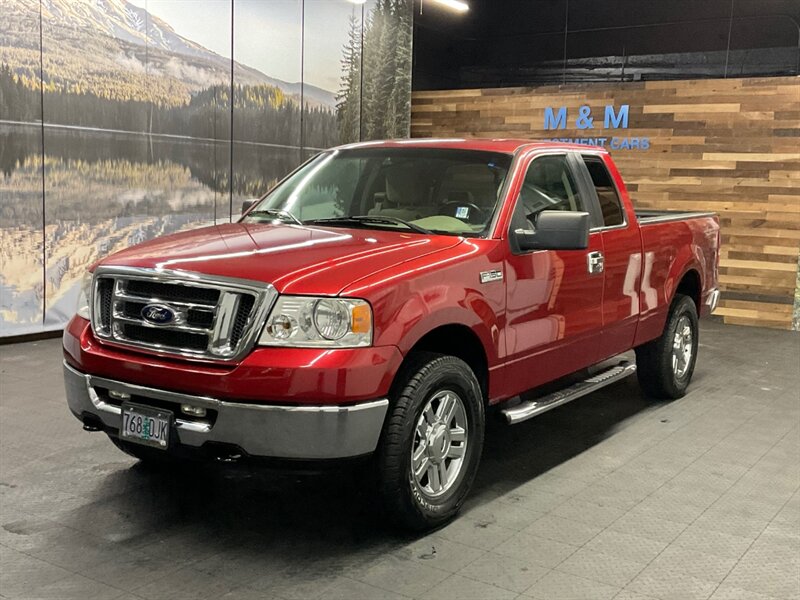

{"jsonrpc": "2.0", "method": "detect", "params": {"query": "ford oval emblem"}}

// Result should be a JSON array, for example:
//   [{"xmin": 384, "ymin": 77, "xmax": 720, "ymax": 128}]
[{"xmin": 141, "ymin": 304, "xmax": 176, "ymax": 325}]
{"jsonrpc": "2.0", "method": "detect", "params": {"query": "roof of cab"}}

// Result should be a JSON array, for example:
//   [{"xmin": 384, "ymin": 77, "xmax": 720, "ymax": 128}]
[{"xmin": 333, "ymin": 138, "xmax": 609, "ymax": 154}]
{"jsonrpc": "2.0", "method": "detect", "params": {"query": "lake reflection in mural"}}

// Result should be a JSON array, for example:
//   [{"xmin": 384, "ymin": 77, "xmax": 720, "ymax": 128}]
[{"xmin": 1, "ymin": 124, "xmax": 300, "ymax": 334}]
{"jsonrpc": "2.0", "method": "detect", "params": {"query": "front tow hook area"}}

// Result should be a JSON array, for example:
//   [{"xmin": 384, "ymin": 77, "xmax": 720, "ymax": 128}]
[
  {"xmin": 206, "ymin": 442, "xmax": 247, "ymax": 463},
  {"xmin": 81, "ymin": 413, "xmax": 104, "ymax": 432}
]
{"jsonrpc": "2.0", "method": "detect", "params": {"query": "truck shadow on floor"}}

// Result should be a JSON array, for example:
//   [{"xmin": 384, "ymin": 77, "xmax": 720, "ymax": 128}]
[
  {"xmin": 64, "ymin": 376, "xmax": 660, "ymax": 567},
  {"xmin": 472, "ymin": 375, "xmax": 657, "ymax": 501}
]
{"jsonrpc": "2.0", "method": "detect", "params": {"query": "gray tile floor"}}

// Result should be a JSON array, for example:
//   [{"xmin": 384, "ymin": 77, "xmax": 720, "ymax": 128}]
[{"xmin": 1, "ymin": 321, "xmax": 798, "ymax": 600}]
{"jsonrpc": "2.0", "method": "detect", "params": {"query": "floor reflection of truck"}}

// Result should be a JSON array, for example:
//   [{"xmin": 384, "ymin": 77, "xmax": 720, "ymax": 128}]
[{"xmin": 63, "ymin": 139, "xmax": 720, "ymax": 530}]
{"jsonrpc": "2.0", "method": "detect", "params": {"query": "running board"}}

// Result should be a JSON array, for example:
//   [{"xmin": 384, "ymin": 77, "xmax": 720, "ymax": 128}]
[{"xmin": 501, "ymin": 361, "xmax": 637, "ymax": 425}]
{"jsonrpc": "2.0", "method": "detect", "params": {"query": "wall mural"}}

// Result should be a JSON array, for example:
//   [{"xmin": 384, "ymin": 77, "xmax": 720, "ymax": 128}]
[{"xmin": 0, "ymin": 0, "xmax": 413, "ymax": 336}]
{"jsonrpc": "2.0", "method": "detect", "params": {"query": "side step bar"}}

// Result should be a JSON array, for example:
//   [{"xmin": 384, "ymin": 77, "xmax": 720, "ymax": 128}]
[{"xmin": 501, "ymin": 361, "xmax": 637, "ymax": 425}]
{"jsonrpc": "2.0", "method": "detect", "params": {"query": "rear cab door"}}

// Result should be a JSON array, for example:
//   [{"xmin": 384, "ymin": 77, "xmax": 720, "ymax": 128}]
[
  {"xmin": 500, "ymin": 150, "xmax": 606, "ymax": 394},
  {"xmin": 573, "ymin": 151, "xmax": 643, "ymax": 360}
]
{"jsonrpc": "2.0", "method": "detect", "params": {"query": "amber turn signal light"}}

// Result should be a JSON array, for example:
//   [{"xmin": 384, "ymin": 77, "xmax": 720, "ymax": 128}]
[{"xmin": 351, "ymin": 304, "xmax": 371, "ymax": 334}]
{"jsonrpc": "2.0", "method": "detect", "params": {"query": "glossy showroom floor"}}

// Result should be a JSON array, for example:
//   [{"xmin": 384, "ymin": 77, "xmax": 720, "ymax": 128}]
[{"xmin": 1, "ymin": 321, "xmax": 798, "ymax": 600}]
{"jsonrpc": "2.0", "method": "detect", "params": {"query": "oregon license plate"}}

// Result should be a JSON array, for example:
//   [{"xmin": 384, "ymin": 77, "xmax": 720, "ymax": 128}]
[{"xmin": 120, "ymin": 403, "xmax": 171, "ymax": 449}]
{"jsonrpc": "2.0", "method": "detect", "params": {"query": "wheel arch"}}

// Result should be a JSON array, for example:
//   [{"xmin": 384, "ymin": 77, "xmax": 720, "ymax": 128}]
[
  {"xmin": 395, "ymin": 323, "xmax": 490, "ymax": 403},
  {"xmin": 675, "ymin": 268, "xmax": 702, "ymax": 311},
  {"xmin": 634, "ymin": 257, "xmax": 703, "ymax": 348}
]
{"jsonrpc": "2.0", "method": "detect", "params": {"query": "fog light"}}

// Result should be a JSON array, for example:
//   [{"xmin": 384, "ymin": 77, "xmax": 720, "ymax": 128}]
[
  {"xmin": 108, "ymin": 390, "xmax": 131, "ymax": 401},
  {"xmin": 181, "ymin": 404, "xmax": 207, "ymax": 418}
]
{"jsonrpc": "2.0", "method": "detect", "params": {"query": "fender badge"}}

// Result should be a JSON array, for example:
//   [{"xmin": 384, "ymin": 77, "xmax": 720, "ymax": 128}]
[{"xmin": 479, "ymin": 270, "xmax": 503, "ymax": 284}]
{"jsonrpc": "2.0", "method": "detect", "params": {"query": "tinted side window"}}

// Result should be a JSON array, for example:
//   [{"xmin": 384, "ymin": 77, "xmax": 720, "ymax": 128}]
[
  {"xmin": 583, "ymin": 156, "xmax": 624, "ymax": 227},
  {"xmin": 517, "ymin": 155, "xmax": 584, "ymax": 227}
]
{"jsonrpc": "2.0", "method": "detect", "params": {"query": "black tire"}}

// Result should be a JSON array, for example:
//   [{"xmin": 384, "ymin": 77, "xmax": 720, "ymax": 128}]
[
  {"xmin": 377, "ymin": 352, "xmax": 485, "ymax": 531},
  {"xmin": 635, "ymin": 294, "xmax": 699, "ymax": 399}
]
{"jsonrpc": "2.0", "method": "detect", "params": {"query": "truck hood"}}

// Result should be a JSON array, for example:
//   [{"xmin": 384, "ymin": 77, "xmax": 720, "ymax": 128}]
[{"xmin": 99, "ymin": 222, "xmax": 464, "ymax": 295}]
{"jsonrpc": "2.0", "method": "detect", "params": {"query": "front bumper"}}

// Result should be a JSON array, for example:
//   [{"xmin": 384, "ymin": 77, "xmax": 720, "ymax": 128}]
[
  {"xmin": 63, "ymin": 316, "xmax": 402, "ymax": 405},
  {"xmin": 64, "ymin": 361, "xmax": 388, "ymax": 460}
]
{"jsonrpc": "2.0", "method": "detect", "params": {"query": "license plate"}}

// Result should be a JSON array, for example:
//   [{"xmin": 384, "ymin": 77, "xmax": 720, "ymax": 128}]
[{"xmin": 120, "ymin": 403, "xmax": 172, "ymax": 449}]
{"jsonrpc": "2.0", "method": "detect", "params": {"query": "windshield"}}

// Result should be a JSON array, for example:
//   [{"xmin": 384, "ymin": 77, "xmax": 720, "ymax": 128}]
[{"xmin": 242, "ymin": 147, "xmax": 513, "ymax": 236}]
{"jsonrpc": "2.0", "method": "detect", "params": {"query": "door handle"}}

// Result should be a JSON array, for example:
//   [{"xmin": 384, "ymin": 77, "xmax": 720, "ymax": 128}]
[{"xmin": 587, "ymin": 251, "xmax": 604, "ymax": 274}]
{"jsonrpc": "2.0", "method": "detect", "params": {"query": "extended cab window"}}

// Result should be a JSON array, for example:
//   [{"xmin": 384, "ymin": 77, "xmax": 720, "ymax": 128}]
[
  {"xmin": 516, "ymin": 155, "xmax": 584, "ymax": 228},
  {"xmin": 583, "ymin": 155, "xmax": 624, "ymax": 227}
]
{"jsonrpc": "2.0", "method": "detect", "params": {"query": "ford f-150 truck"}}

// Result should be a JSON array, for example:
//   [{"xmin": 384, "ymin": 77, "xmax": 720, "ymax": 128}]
[{"xmin": 63, "ymin": 139, "xmax": 720, "ymax": 530}]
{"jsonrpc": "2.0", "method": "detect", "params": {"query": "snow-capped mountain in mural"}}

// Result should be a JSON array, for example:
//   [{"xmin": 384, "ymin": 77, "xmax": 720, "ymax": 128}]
[{"xmin": 2, "ymin": 0, "xmax": 335, "ymax": 107}]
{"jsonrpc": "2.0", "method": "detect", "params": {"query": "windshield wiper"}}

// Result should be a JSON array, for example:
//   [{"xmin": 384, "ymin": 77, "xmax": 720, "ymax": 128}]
[
  {"xmin": 306, "ymin": 215, "xmax": 432, "ymax": 235},
  {"xmin": 246, "ymin": 208, "xmax": 303, "ymax": 225}
]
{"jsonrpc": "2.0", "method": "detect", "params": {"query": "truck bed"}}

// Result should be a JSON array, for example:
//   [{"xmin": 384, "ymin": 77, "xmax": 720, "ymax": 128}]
[{"xmin": 635, "ymin": 209, "xmax": 717, "ymax": 225}]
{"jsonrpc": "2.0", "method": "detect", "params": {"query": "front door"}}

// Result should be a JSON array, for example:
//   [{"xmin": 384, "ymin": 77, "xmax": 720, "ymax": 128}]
[{"xmin": 503, "ymin": 153, "xmax": 605, "ymax": 395}]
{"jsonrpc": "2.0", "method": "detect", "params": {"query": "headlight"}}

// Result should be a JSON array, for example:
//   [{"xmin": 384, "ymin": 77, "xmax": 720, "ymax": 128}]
[
  {"xmin": 76, "ymin": 271, "xmax": 93, "ymax": 319},
  {"xmin": 259, "ymin": 296, "xmax": 372, "ymax": 347}
]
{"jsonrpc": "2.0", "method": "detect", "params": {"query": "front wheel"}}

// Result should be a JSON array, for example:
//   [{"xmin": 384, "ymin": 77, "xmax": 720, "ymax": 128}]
[
  {"xmin": 635, "ymin": 294, "xmax": 699, "ymax": 399},
  {"xmin": 377, "ymin": 353, "xmax": 485, "ymax": 531}
]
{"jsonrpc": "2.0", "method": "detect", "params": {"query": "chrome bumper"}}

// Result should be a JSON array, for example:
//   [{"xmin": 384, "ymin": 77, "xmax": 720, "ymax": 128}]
[
  {"xmin": 705, "ymin": 288, "xmax": 720, "ymax": 314},
  {"xmin": 63, "ymin": 361, "xmax": 388, "ymax": 460}
]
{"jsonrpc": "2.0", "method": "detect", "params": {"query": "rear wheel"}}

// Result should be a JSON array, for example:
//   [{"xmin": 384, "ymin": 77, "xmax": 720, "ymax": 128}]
[
  {"xmin": 377, "ymin": 352, "xmax": 485, "ymax": 531},
  {"xmin": 635, "ymin": 294, "xmax": 699, "ymax": 399}
]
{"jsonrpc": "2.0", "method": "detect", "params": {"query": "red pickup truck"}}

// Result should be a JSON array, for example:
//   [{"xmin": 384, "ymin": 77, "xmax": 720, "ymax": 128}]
[{"xmin": 63, "ymin": 139, "xmax": 719, "ymax": 530}]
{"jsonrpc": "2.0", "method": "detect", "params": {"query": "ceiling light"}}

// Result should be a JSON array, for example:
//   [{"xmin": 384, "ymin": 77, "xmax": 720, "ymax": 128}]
[{"xmin": 433, "ymin": 0, "xmax": 469, "ymax": 12}]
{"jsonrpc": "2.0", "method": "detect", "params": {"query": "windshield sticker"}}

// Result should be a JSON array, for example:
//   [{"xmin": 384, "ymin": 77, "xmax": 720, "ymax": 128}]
[{"xmin": 455, "ymin": 206, "xmax": 470, "ymax": 219}]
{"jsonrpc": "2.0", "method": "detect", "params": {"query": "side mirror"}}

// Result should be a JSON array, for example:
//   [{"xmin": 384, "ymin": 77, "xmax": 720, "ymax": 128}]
[
  {"xmin": 241, "ymin": 199, "xmax": 259, "ymax": 214},
  {"xmin": 514, "ymin": 211, "xmax": 590, "ymax": 251}
]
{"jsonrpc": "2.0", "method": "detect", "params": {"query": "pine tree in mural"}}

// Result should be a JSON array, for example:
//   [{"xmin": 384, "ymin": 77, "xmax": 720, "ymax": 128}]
[
  {"xmin": 360, "ymin": 1, "xmax": 385, "ymax": 141},
  {"xmin": 337, "ymin": 0, "xmax": 413, "ymax": 142},
  {"xmin": 391, "ymin": 0, "xmax": 413, "ymax": 136},
  {"xmin": 337, "ymin": 13, "xmax": 362, "ymax": 143}
]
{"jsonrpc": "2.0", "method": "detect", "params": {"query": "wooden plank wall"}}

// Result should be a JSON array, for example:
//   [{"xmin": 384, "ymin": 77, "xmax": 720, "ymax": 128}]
[{"xmin": 411, "ymin": 77, "xmax": 800, "ymax": 330}]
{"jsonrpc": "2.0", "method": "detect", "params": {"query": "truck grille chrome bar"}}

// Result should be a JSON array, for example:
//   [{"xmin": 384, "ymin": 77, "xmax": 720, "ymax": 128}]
[{"xmin": 90, "ymin": 266, "xmax": 276, "ymax": 362}]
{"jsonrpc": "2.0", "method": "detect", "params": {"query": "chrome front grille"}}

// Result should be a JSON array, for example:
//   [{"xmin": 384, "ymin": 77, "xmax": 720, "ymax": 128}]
[{"xmin": 91, "ymin": 267, "xmax": 276, "ymax": 361}]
